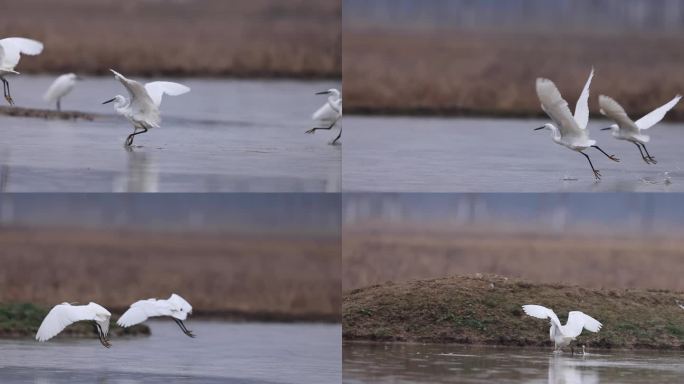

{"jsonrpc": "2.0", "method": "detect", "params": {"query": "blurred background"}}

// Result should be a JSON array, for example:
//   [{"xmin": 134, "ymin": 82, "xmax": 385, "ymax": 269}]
[
  {"xmin": 1, "ymin": 0, "xmax": 340, "ymax": 78},
  {"xmin": 343, "ymin": 193, "xmax": 684, "ymax": 292},
  {"xmin": 343, "ymin": 0, "xmax": 684, "ymax": 119},
  {"xmin": 0, "ymin": 193, "xmax": 341, "ymax": 321}
]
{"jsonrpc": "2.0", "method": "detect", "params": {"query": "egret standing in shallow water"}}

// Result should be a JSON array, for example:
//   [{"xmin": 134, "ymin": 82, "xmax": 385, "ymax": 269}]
[
  {"xmin": 104, "ymin": 69, "xmax": 190, "ymax": 147},
  {"xmin": 43, "ymin": 73, "xmax": 81, "ymax": 111},
  {"xmin": 36, "ymin": 302, "xmax": 112, "ymax": 348},
  {"xmin": 522, "ymin": 305, "xmax": 602, "ymax": 353},
  {"xmin": 307, "ymin": 89, "xmax": 342, "ymax": 145},
  {"xmin": 0, "ymin": 37, "xmax": 44, "ymax": 105},
  {"xmin": 534, "ymin": 69, "xmax": 620, "ymax": 180},
  {"xmin": 117, "ymin": 293, "xmax": 195, "ymax": 338},
  {"xmin": 599, "ymin": 94, "xmax": 682, "ymax": 164}
]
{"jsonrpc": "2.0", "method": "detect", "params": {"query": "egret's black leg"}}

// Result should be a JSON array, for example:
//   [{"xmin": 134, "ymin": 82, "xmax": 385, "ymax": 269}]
[
  {"xmin": 632, "ymin": 141, "xmax": 650, "ymax": 164},
  {"xmin": 331, "ymin": 129, "xmax": 341, "ymax": 145},
  {"xmin": 125, "ymin": 127, "xmax": 148, "ymax": 147},
  {"xmin": 174, "ymin": 318, "xmax": 195, "ymax": 338},
  {"xmin": 581, "ymin": 152, "xmax": 601, "ymax": 180},
  {"xmin": 94, "ymin": 322, "xmax": 111, "ymax": 348},
  {"xmin": 591, "ymin": 145, "xmax": 620, "ymax": 162},
  {"xmin": 306, "ymin": 122, "xmax": 336, "ymax": 134},
  {"xmin": 1, "ymin": 76, "xmax": 13, "ymax": 106},
  {"xmin": 56, "ymin": 99, "xmax": 61, "ymax": 112},
  {"xmin": 639, "ymin": 143, "xmax": 657, "ymax": 164}
]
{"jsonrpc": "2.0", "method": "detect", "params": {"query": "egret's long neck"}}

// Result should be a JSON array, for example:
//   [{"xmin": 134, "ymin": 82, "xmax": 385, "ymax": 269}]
[{"xmin": 548, "ymin": 125, "xmax": 562, "ymax": 143}]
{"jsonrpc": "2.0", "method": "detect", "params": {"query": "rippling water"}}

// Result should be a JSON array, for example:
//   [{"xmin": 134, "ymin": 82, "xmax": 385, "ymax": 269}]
[{"xmin": 0, "ymin": 321, "xmax": 341, "ymax": 383}]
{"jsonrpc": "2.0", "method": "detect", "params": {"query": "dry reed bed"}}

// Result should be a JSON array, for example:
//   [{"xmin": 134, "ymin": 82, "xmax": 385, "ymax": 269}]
[
  {"xmin": 343, "ymin": 30, "xmax": 684, "ymax": 120},
  {"xmin": 0, "ymin": 227, "xmax": 340, "ymax": 321},
  {"xmin": 1, "ymin": 0, "xmax": 340, "ymax": 78},
  {"xmin": 343, "ymin": 223, "xmax": 684, "ymax": 292}
]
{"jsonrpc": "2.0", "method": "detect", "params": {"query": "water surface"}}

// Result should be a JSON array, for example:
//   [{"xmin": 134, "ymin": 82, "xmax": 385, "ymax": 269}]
[{"xmin": 343, "ymin": 343, "xmax": 683, "ymax": 383}]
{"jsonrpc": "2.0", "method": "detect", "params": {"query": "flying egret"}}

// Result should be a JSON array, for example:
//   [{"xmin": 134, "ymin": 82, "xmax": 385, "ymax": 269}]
[
  {"xmin": 103, "ymin": 69, "xmax": 190, "ymax": 147},
  {"xmin": 43, "ymin": 73, "xmax": 81, "ymax": 111},
  {"xmin": 36, "ymin": 302, "xmax": 112, "ymax": 348},
  {"xmin": 522, "ymin": 305, "xmax": 602, "ymax": 353},
  {"xmin": 534, "ymin": 69, "xmax": 619, "ymax": 180},
  {"xmin": 306, "ymin": 89, "xmax": 342, "ymax": 145},
  {"xmin": 117, "ymin": 293, "xmax": 195, "ymax": 338},
  {"xmin": 599, "ymin": 95, "xmax": 682, "ymax": 164},
  {"xmin": 0, "ymin": 37, "xmax": 44, "ymax": 105}
]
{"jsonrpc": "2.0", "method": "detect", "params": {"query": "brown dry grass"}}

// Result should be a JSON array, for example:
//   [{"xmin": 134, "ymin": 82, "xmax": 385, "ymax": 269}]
[
  {"xmin": 343, "ymin": 222, "xmax": 684, "ymax": 292},
  {"xmin": 1, "ymin": 0, "xmax": 340, "ymax": 78},
  {"xmin": 343, "ymin": 29, "xmax": 684, "ymax": 120},
  {"xmin": 0, "ymin": 227, "xmax": 340, "ymax": 321}
]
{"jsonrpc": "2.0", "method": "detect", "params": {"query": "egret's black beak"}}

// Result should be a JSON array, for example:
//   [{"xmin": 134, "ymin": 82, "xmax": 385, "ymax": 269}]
[
  {"xmin": 600, "ymin": 127, "xmax": 611, "ymax": 131},
  {"xmin": 315, "ymin": 91, "xmax": 330, "ymax": 95},
  {"xmin": 102, "ymin": 98, "xmax": 116, "ymax": 105},
  {"xmin": 534, "ymin": 126, "xmax": 545, "ymax": 131}
]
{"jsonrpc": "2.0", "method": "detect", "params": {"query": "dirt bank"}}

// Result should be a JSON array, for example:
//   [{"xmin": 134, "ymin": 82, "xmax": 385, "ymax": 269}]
[{"xmin": 343, "ymin": 275, "xmax": 684, "ymax": 350}]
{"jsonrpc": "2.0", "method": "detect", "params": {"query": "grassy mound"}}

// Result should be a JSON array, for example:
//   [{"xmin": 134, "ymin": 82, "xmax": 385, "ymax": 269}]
[
  {"xmin": 343, "ymin": 275, "xmax": 684, "ymax": 350},
  {"xmin": 0, "ymin": 303, "xmax": 149, "ymax": 339},
  {"xmin": 0, "ymin": 106, "xmax": 96, "ymax": 121}
]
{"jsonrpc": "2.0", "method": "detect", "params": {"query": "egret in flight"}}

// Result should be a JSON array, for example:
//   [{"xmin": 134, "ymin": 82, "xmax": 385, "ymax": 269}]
[
  {"xmin": 117, "ymin": 293, "xmax": 195, "ymax": 338},
  {"xmin": 599, "ymin": 95, "xmax": 682, "ymax": 164},
  {"xmin": 36, "ymin": 302, "xmax": 112, "ymax": 348},
  {"xmin": 534, "ymin": 69, "xmax": 619, "ymax": 180},
  {"xmin": 43, "ymin": 73, "xmax": 81, "ymax": 111},
  {"xmin": 103, "ymin": 69, "xmax": 190, "ymax": 147},
  {"xmin": 0, "ymin": 37, "xmax": 44, "ymax": 105},
  {"xmin": 306, "ymin": 89, "xmax": 342, "ymax": 145},
  {"xmin": 522, "ymin": 305, "xmax": 602, "ymax": 353}
]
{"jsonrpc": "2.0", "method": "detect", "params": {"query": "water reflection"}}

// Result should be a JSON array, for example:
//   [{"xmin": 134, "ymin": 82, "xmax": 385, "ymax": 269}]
[
  {"xmin": 549, "ymin": 356, "xmax": 599, "ymax": 384},
  {"xmin": 113, "ymin": 147, "xmax": 159, "ymax": 192}
]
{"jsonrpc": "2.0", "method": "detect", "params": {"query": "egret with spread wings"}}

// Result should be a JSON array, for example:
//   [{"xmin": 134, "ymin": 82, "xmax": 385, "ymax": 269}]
[
  {"xmin": 534, "ymin": 69, "xmax": 619, "ymax": 180},
  {"xmin": 117, "ymin": 293, "xmax": 195, "ymax": 338},
  {"xmin": 0, "ymin": 37, "xmax": 44, "ymax": 105},
  {"xmin": 522, "ymin": 305, "xmax": 602, "ymax": 353},
  {"xmin": 599, "ymin": 94, "xmax": 681, "ymax": 164},
  {"xmin": 36, "ymin": 302, "xmax": 112, "ymax": 348},
  {"xmin": 103, "ymin": 69, "xmax": 190, "ymax": 147}
]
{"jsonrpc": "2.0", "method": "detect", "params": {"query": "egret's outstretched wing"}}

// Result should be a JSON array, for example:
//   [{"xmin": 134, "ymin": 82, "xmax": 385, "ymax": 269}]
[
  {"xmin": 117, "ymin": 299, "xmax": 169, "ymax": 327},
  {"xmin": 110, "ymin": 69, "xmax": 160, "ymax": 126},
  {"xmin": 635, "ymin": 95, "xmax": 682, "ymax": 130},
  {"xmin": 0, "ymin": 38, "xmax": 43, "ymax": 71},
  {"xmin": 522, "ymin": 305, "xmax": 562, "ymax": 330},
  {"xmin": 36, "ymin": 304, "xmax": 94, "ymax": 342},
  {"xmin": 564, "ymin": 311, "xmax": 602, "ymax": 338},
  {"xmin": 574, "ymin": 68, "xmax": 594, "ymax": 130},
  {"xmin": 144, "ymin": 81, "xmax": 190, "ymax": 107},
  {"xmin": 536, "ymin": 78, "xmax": 583, "ymax": 137},
  {"xmin": 598, "ymin": 95, "xmax": 639, "ymax": 133}
]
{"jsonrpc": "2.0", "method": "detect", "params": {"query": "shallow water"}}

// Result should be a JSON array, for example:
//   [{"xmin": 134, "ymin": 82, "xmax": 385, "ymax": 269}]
[
  {"xmin": 0, "ymin": 321, "xmax": 341, "ymax": 383},
  {"xmin": 0, "ymin": 76, "xmax": 341, "ymax": 192},
  {"xmin": 343, "ymin": 343, "xmax": 684, "ymax": 383},
  {"xmin": 343, "ymin": 116, "xmax": 684, "ymax": 192}
]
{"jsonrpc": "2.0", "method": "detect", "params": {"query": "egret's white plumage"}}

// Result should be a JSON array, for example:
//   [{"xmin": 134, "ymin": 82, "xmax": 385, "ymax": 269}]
[
  {"xmin": 307, "ymin": 89, "xmax": 342, "ymax": 145},
  {"xmin": 599, "ymin": 94, "xmax": 681, "ymax": 164},
  {"xmin": 104, "ymin": 69, "xmax": 190, "ymax": 146},
  {"xmin": 36, "ymin": 302, "xmax": 112, "ymax": 348},
  {"xmin": 118, "ymin": 293, "xmax": 195, "ymax": 337},
  {"xmin": 0, "ymin": 37, "xmax": 44, "ymax": 105},
  {"xmin": 43, "ymin": 73, "xmax": 80, "ymax": 111},
  {"xmin": 534, "ymin": 69, "xmax": 620, "ymax": 180},
  {"xmin": 523, "ymin": 305, "xmax": 602, "ymax": 352}
]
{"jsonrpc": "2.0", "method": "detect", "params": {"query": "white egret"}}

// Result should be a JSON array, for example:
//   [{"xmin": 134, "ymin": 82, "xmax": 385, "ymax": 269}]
[
  {"xmin": 534, "ymin": 69, "xmax": 620, "ymax": 180},
  {"xmin": 117, "ymin": 293, "xmax": 195, "ymax": 338},
  {"xmin": 0, "ymin": 37, "xmax": 44, "ymax": 105},
  {"xmin": 43, "ymin": 73, "xmax": 81, "ymax": 111},
  {"xmin": 36, "ymin": 302, "xmax": 112, "ymax": 348},
  {"xmin": 599, "ymin": 94, "xmax": 682, "ymax": 164},
  {"xmin": 103, "ymin": 69, "xmax": 190, "ymax": 146},
  {"xmin": 522, "ymin": 305, "xmax": 602, "ymax": 353},
  {"xmin": 306, "ymin": 89, "xmax": 342, "ymax": 145}
]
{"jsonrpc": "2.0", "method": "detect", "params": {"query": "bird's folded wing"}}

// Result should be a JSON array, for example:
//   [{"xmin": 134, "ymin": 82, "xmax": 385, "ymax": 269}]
[
  {"xmin": 565, "ymin": 311, "xmax": 602, "ymax": 337},
  {"xmin": 522, "ymin": 305, "xmax": 562, "ymax": 330},
  {"xmin": 312, "ymin": 102, "xmax": 339, "ymax": 122},
  {"xmin": 574, "ymin": 68, "xmax": 594, "ymax": 130},
  {"xmin": 0, "ymin": 38, "xmax": 43, "ymax": 70},
  {"xmin": 536, "ymin": 78, "xmax": 581, "ymax": 137},
  {"xmin": 598, "ymin": 95, "xmax": 639, "ymax": 133},
  {"xmin": 144, "ymin": 81, "xmax": 190, "ymax": 107},
  {"xmin": 635, "ymin": 95, "xmax": 682, "ymax": 130},
  {"xmin": 36, "ymin": 305, "xmax": 93, "ymax": 342}
]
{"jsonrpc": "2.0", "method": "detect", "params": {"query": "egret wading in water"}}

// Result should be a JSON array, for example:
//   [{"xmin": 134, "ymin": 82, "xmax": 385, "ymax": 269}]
[
  {"xmin": 0, "ymin": 37, "xmax": 44, "ymax": 105},
  {"xmin": 306, "ymin": 89, "xmax": 342, "ymax": 145},
  {"xmin": 43, "ymin": 73, "xmax": 81, "ymax": 111},
  {"xmin": 104, "ymin": 69, "xmax": 190, "ymax": 147},
  {"xmin": 36, "ymin": 302, "xmax": 112, "ymax": 348},
  {"xmin": 522, "ymin": 305, "xmax": 602, "ymax": 354},
  {"xmin": 117, "ymin": 293, "xmax": 195, "ymax": 338},
  {"xmin": 534, "ymin": 69, "xmax": 619, "ymax": 180},
  {"xmin": 599, "ymin": 94, "xmax": 682, "ymax": 164}
]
